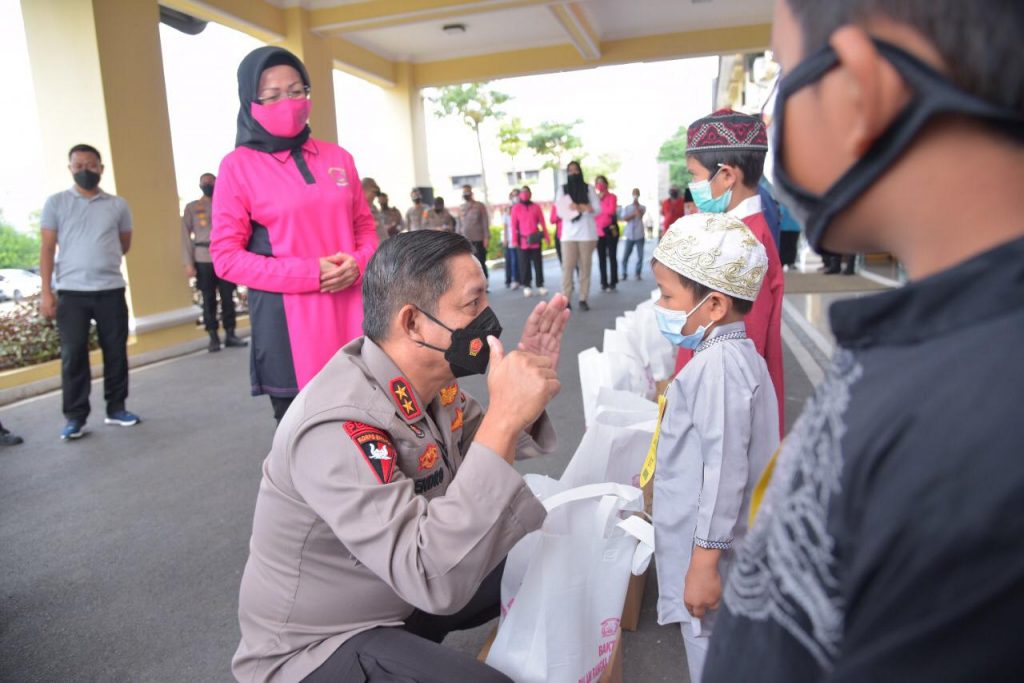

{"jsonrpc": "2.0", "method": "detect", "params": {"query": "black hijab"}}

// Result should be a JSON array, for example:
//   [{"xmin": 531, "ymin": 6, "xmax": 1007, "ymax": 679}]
[
  {"xmin": 235, "ymin": 46, "xmax": 312, "ymax": 153},
  {"xmin": 562, "ymin": 161, "xmax": 589, "ymax": 205}
]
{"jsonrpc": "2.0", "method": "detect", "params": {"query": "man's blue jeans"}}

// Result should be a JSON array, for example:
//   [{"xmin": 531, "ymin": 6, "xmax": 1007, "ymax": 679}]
[{"xmin": 621, "ymin": 238, "xmax": 645, "ymax": 277}]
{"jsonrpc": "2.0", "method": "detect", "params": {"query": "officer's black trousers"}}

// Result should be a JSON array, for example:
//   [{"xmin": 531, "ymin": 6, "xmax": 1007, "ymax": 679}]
[
  {"xmin": 470, "ymin": 240, "xmax": 489, "ymax": 281},
  {"xmin": 304, "ymin": 562, "xmax": 511, "ymax": 682},
  {"xmin": 195, "ymin": 261, "xmax": 237, "ymax": 332},
  {"xmin": 597, "ymin": 230, "xmax": 619, "ymax": 289},
  {"xmin": 57, "ymin": 288, "xmax": 129, "ymax": 421}
]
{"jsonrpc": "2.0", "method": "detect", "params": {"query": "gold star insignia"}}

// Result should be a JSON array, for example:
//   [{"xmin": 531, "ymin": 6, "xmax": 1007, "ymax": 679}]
[
  {"xmin": 395, "ymin": 385, "xmax": 409, "ymax": 400},
  {"xmin": 402, "ymin": 399, "xmax": 414, "ymax": 414}
]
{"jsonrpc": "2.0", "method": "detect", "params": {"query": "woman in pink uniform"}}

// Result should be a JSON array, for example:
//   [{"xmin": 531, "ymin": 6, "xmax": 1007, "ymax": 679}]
[{"xmin": 212, "ymin": 46, "xmax": 378, "ymax": 421}]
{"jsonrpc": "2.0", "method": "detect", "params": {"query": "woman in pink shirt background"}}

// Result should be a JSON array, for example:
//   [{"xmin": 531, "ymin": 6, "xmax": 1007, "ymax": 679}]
[
  {"xmin": 594, "ymin": 175, "xmax": 619, "ymax": 293},
  {"xmin": 211, "ymin": 46, "xmax": 378, "ymax": 421},
  {"xmin": 510, "ymin": 186, "xmax": 550, "ymax": 297},
  {"xmin": 548, "ymin": 203, "xmax": 563, "ymax": 264}
]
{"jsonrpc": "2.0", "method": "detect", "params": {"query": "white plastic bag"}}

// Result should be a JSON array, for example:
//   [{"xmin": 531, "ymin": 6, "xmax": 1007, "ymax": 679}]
[{"xmin": 487, "ymin": 483, "xmax": 654, "ymax": 683}]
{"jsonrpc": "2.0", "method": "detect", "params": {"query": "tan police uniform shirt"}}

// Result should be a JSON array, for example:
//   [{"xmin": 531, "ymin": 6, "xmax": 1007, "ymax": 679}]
[
  {"xmin": 405, "ymin": 204, "xmax": 429, "ymax": 231},
  {"xmin": 423, "ymin": 208, "xmax": 456, "ymax": 232},
  {"xmin": 232, "ymin": 336, "xmax": 554, "ymax": 683},
  {"xmin": 182, "ymin": 196, "xmax": 213, "ymax": 265},
  {"xmin": 458, "ymin": 200, "xmax": 491, "ymax": 242}
]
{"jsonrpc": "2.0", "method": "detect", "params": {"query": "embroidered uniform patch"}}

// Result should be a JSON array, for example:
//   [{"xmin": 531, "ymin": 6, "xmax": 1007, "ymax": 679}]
[
  {"xmin": 389, "ymin": 377, "xmax": 422, "ymax": 421},
  {"xmin": 343, "ymin": 421, "xmax": 397, "ymax": 485},
  {"xmin": 468, "ymin": 338, "xmax": 484, "ymax": 357},
  {"xmin": 414, "ymin": 468, "xmax": 445, "ymax": 495},
  {"xmin": 450, "ymin": 407, "xmax": 464, "ymax": 432},
  {"xmin": 440, "ymin": 383, "xmax": 459, "ymax": 406},
  {"xmin": 418, "ymin": 444, "xmax": 440, "ymax": 471},
  {"xmin": 408, "ymin": 422, "xmax": 425, "ymax": 439}
]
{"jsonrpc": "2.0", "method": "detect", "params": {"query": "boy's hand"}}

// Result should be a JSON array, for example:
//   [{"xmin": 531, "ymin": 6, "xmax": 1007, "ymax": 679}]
[{"xmin": 684, "ymin": 548, "xmax": 722, "ymax": 618}]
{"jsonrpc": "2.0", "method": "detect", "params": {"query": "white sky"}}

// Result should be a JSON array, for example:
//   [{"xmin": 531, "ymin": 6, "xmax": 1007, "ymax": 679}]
[{"xmin": 0, "ymin": 0, "xmax": 719, "ymax": 231}]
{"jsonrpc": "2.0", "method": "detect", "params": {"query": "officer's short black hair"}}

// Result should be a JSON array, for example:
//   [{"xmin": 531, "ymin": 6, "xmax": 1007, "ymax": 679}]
[
  {"xmin": 783, "ymin": 0, "xmax": 1024, "ymax": 117},
  {"xmin": 363, "ymin": 231, "xmax": 475, "ymax": 342},
  {"xmin": 68, "ymin": 144, "xmax": 101, "ymax": 162},
  {"xmin": 688, "ymin": 149, "xmax": 765, "ymax": 190}
]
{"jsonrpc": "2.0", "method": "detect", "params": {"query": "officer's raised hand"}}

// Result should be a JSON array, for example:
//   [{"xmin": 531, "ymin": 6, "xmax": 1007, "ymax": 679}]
[
  {"xmin": 517, "ymin": 292, "xmax": 571, "ymax": 369},
  {"xmin": 476, "ymin": 336, "xmax": 560, "ymax": 463}
]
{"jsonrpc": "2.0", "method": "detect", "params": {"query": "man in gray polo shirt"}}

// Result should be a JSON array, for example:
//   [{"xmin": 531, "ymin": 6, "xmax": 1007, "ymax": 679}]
[{"xmin": 39, "ymin": 143, "xmax": 141, "ymax": 441}]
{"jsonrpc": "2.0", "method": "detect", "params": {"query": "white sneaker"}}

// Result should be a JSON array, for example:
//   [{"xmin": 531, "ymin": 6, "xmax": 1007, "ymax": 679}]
[
  {"xmin": 538, "ymin": 287, "xmax": 548, "ymax": 296},
  {"xmin": 523, "ymin": 288, "xmax": 532, "ymax": 297},
  {"xmin": 511, "ymin": 282, "xmax": 520, "ymax": 290}
]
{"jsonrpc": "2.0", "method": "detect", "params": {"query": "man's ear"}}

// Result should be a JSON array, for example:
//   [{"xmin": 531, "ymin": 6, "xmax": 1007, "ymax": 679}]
[
  {"xmin": 396, "ymin": 304, "xmax": 424, "ymax": 345},
  {"xmin": 830, "ymin": 26, "xmax": 910, "ymax": 158}
]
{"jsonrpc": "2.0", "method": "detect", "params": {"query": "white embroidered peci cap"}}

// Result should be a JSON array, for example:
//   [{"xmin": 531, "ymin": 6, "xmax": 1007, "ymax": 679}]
[{"xmin": 653, "ymin": 213, "xmax": 768, "ymax": 301}]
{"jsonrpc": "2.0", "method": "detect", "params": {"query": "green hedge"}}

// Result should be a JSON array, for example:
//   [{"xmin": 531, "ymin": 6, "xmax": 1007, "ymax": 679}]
[
  {"xmin": 485, "ymin": 224, "xmax": 554, "ymax": 261},
  {"xmin": 0, "ymin": 301, "xmax": 98, "ymax": 371}
]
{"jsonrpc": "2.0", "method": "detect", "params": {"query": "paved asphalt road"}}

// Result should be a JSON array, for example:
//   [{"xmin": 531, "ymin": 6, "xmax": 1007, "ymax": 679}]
[{"xmin": 0, "ymin": 256, "xmax": 814, "ymax": 682}]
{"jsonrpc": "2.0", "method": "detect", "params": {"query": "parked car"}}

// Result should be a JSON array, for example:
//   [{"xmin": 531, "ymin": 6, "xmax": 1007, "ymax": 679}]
[{"xmin": 0, "ymin": 269, "xmax": 42, "ymax": 302}]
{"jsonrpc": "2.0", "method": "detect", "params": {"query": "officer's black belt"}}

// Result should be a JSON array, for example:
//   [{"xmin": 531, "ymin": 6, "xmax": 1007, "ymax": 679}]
[{"xmin": 193, "ymin": 241, "xmax": 211, "ymax": 247}]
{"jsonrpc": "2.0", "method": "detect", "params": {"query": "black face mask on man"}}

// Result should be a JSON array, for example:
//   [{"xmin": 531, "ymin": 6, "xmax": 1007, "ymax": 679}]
[
  {"xmin": 200, "ymin": 183, "xmax": 215, "ymax": 197},
  {"xmin": 74, "ymin": 170, "xmax": 100, "ymax": 191},
  {"xmin": 772, "ymin": 39, "xmax": 1024, "ymax": 251},
  {"xmin": 416, "ymin": 306, "xmax": 503, "ymax": 377}
]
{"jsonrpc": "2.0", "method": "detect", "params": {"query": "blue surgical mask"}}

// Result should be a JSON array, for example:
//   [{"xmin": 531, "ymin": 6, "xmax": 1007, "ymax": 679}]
[
  {"xmin": 654, "ymin": 294, "xmax": 714, "ymax": 349},
  {"xmin": 688, "ymin": 167, "xmax": 732, "ymax": 214}
]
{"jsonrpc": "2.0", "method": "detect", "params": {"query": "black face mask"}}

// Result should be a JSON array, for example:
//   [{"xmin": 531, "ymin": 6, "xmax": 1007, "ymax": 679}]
[
  {"xmin": 200, "ymin": 183, "xmax": 215, "ymax": 197},
  {"xmin": 773, "ymin": 39, "xmax": 1024, "ymax": 251},
  {"xmin": 669, "ymin": 189, "xmax": 679, "ymax": 199},
  {"xmin": 73, "ymin": 170, "xmax": 100, "ymax": 191},
  {"xmin": 413, "ymin": 196, "xmax": 421, "ymax": 204},
  {"xmin": 462, "ymin": 193, "xmax": 472, "ymax": 201},
  {"xmin": 417, "ymin": 306, "xmax": 503, "ymax": 378}
]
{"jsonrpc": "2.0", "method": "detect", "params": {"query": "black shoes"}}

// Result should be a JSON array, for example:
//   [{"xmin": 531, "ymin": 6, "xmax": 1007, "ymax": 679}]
[
  {"xmin": 208, "ymin": 332, "xmax": 221, "ymax": 352},
  {"xmin": 0, "ymin": 427, "xmax": 23, "ymax": 446},
  {"xmin": 579, "ymin": 301, "xmax": 590, "ymax": 311},
  {"xmin": 224, "ymin": 331, "xmax": 248, "ymax": 348}
]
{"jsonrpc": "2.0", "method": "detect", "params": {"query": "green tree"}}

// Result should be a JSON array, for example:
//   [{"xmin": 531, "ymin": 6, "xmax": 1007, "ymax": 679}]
[
  {"xmin": 584, "ymin": 152, "xmax": 622, "ymax": 188},
  {"xmin": 0, "ymin": 212, "xmax": 41, "ymax": 269},
  {"xmin": 497, "ymin": 117, "xmax": 530, "ymax": 185},
  {"xmin": 657, "ymin": 126, "xmax": 693, "ymax": 189},
  {"xmin": 526, "ymin": 119, "xmax": 583, "ymax": 195},
  {"xmin": 430, "ymin": 82, "xmax": 511, "ymax": 203}
]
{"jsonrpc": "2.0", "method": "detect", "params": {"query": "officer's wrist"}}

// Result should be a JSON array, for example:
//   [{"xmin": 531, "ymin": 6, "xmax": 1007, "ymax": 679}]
[{"xmin": 474, "ymin": 414, "xmax": 520, "ymax": 463}]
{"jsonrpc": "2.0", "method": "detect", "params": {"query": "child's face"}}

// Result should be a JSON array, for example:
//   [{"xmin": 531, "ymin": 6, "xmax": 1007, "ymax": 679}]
[
  {"xmin": 653, "ymin": 261, "xmax": 712, "ymax": 335},
  {"xmin": 686, "ymin": 156, "xmax": 734, "ymax": 201}
]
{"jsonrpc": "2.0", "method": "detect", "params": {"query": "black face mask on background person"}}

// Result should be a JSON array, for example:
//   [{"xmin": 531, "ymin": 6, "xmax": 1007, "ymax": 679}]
[
  {"xmin": 416, "ymin": 305, "xmax": 503, "ymax": 378},
  {"xmin": 413, "ymin": 196, "xmax": 421, "ymax": 204},
  {"xmin": 200, "ymin": 183, "xmax": 215, "ymax": 198},
  {"xmin": 669, "ymin": 189, "xmax": 680, "ymax": 199},
  {"xmin": 462, "ymin": 193, "xmax": 472, "ymax": 201},
  {"xmin": 74, "ymin": 170, "xmax": 100, "ymax": 191},
  {"xmin": 772, "ymin": 38, "xmax": 1024, "ymax": 252}
]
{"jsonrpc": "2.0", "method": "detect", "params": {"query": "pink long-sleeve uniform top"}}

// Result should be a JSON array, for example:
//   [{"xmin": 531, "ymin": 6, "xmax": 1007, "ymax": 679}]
[
  {"xmin": 211, "ymin": 138, "xmax": 378, "ymax": 395},
  {"xmin": 595, "ymin": 192, "xmax": 618, "ymax": 233},
  {"xmin": 510, "ymin": 201, "xmax": 548, "ymax": 250}
]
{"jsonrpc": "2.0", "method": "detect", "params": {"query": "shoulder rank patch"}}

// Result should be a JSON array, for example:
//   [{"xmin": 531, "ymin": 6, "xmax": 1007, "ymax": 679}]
[
  {"xmin": 450, "ymin": 407, "xmax": 464, "ymax": 432},
  {"xmin": 389, "ymin": 377, "xmax": 422, "ymax": 421},
  {"xmin": 418, "ymin": 444, "xmax": 440, "ymax": 471},
  {"xmin": 440, "ymin": 383, "xmax": 459, "ymax": 407},
  {"xmin": 344, "ymin": 421, "xmax": 396, "ymax": 485}
]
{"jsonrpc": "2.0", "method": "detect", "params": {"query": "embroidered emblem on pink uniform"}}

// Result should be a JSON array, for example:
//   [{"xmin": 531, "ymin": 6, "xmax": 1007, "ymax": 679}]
[{"xmin": 327, "ymin": 167, "xmax": 348, "ymax": 187}]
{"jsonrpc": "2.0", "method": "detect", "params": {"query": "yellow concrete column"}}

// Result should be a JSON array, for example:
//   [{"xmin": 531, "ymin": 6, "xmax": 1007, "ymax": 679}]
[
  {"xmin": 279, "ymin": 7, "xmax": 338, "ymax": 144},
  {"xmin": 21, "ymin": 0, "xmax": 196, "ymax": 335},
  {"xmin": 406, "ymin": 64, "xmax": 431, "ymax": 188}
]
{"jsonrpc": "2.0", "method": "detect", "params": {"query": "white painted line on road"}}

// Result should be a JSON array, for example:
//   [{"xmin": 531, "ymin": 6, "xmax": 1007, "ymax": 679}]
[
  {"xmin": 857, "ymin": 268, "xmax": 903, "ymax": 289},
  {"xmin": 782, "ymin": 319, "xmax": 825, "ymax": 388},
  {"xmin": 782, "ymin": 298, "xmax": 834, "ymax": 359}
]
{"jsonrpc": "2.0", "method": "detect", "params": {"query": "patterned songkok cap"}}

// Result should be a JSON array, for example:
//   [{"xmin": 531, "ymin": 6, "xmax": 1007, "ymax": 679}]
[
  {"xmin": 653, "ymin": 213, "xmax": 768, "ymax": 301},
  {"xmin": 687, "ymin": 108, "xmax": 768, "ymax": 153}
]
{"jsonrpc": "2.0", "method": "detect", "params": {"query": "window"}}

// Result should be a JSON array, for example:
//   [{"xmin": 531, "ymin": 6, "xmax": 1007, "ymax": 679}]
[
  {"xmin": 451, "ymin": 174, "xmax": 482, "ymax": 190},
  {"xmin": 506, "ymin": 170, "xmax": 540, "ymax": 184}
]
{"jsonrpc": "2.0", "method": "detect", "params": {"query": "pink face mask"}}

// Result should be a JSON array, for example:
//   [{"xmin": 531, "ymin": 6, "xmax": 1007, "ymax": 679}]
[
  {"xmin": 596, "ymin": 181, "xmax": 608, "ymax": 192},
  {"xmin": 250, "ymin": 98, "xmax": 311, "ymax": 138},
  {"xmin": 519, "ymin": 191, "xmax": 531, "ymax": 202}
]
